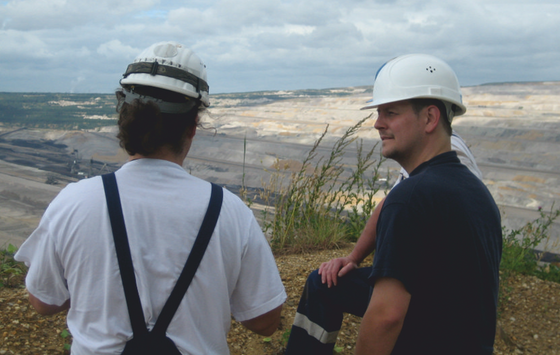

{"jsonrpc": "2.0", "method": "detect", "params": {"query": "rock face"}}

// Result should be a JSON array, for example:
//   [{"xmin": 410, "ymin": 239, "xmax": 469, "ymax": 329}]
[{"xmin": 1, "ymin": 82, "xmax": 559, "ymax": 253}]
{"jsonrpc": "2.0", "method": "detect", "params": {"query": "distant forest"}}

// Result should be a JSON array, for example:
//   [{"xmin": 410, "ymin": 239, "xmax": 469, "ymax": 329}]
[
  {"xmin": 0, "ymin": 87, "xmax": 369, "ymax": 129},
  {"xmin": 0, "ymin": 92, "xmax": 117, "ymax": 130}
]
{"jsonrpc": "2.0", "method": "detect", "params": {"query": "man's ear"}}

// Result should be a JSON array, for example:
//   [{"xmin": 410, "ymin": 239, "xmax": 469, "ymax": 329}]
[
  {"xmin": 186, "ymin": 118, "xmax": 198, "ymax": 139},
  {"xmin": 187, "ymin": 124, "xmax": 197, "ymax": 139},
  {"xmin": 424, "ymin": 105, "xmax": 441, "ymax": 134}
]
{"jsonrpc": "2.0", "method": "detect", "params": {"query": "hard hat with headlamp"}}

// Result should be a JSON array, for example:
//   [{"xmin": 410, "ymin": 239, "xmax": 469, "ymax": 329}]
[
  {"xmin": 120, "ymin": 41, "xmax": 210, "ymax": 113},
  {"xmin": 361, "ymin": 54, "xmax": 466, "ymax": 122}
]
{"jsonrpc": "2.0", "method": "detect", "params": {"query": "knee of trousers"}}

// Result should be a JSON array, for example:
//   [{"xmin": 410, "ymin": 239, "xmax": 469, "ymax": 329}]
[
  {"xmin": 303, "ymin": 269, "xmax": 330, "ymax": 299},
  {"xmin": 307, "ymin": 269, "xmax": 323, "ymax": 290},
  {"xmin": 294, "ymin": 269, "xmax": 346, "ymax": 336},
  {"xmin": 300, "ymin": 267, "xmax": 372, "ymax": 319}
]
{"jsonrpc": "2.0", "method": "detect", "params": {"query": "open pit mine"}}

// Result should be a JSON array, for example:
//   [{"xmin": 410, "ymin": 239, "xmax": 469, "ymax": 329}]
[{"xmin": 1, "ymin": 82, "xmax": 559, "ymax": 257}]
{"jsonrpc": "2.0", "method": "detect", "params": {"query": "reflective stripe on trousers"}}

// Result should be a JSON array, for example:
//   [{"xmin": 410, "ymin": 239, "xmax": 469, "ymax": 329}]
[{"xmin": 285, "ymin": 267, "xmax": 372, "ymax": 355}]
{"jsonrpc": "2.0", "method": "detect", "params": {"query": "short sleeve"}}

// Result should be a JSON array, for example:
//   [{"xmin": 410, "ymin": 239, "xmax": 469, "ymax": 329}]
[
  {"xmin": 15, "ymin": 216, "xmax": 70, "ymax": 306},
  {"xmin": 369, "ymin": 201, "xmax": 420, "ymax": 294},
  {"xmin": 229, "ymin": 218, "xmax": 286, "ymax": 322}
]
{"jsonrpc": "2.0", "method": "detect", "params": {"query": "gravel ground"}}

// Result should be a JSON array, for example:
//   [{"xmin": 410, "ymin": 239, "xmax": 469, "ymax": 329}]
[{"xmin": 1, "ymin": 246, "xmax": 559, "ymax": 354}]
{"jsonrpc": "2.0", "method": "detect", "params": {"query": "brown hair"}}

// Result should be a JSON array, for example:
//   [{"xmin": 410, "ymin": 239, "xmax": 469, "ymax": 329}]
[
  {"xmin": 409, "ymin": 98, "xmax": 452, "ymax": 136},
  {"xmin": 115, "ymin": 85, "xmax": 203, "ymax": 156}
]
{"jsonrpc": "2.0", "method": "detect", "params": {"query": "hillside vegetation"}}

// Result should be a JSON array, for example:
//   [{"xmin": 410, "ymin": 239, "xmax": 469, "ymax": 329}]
[{"xmin": 0, "ymin": 88, "xmax": 366, "ymax": 130}]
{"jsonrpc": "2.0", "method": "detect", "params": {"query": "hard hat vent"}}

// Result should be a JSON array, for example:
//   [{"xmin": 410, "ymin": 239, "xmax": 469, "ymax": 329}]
[
  {"xmin": 153, "ymin": 43, "xmax": 179, "ymax": 58},
  {"xmin": 120, "ymin": 41, "xmax": 210, "ymax": 107},
  {"xmin": 361, "ymin": 54, "xmax": 467, "ymax": 117}
]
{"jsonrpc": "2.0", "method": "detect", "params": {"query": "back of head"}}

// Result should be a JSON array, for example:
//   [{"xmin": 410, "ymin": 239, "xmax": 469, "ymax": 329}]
[
  {"xmin": 116, "ymin": 42, "xmax": 210, "ymax": 156},
  {"xmin": 361, "ymin": 54, "xmax": 466, "ymax": 123}
]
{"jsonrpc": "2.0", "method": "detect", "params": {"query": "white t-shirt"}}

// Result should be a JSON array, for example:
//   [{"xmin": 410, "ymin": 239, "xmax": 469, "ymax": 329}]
[
  {"xmin": 393, "ymin": 132, "xmax": 483, "ymax": 186},
  {"xmin": 16, "ymin": 159, "xmax": 287, "ymax": 355}
]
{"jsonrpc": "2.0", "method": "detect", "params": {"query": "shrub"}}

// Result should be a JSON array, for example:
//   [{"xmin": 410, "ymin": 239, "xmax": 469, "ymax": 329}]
[
  {"xmin": 0, "ymin": 244, "xmax": 27, "ymax": 288},
  {"xmin": 500, "ymin": 207, "xmax": 560, "ymax": 283},
  {"xmin": 255, "ymin": 114, "xmax": 388, "ymax": 252}
]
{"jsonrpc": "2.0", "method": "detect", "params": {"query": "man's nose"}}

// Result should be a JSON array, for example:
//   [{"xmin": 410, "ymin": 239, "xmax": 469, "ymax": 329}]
[{"xmin": 374, "ymin": 115, "xmax": 384, "ymax": 131}]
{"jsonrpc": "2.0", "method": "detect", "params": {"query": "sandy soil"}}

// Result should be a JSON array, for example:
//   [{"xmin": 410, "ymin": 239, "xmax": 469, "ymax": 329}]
[{"xmin": 1, "ymin": 246, "xmax": 558, "ymax": 354}]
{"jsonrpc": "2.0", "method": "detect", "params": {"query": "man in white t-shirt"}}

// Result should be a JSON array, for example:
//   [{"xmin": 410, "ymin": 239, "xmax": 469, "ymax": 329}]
[{"xmin": 16, "ymin": 42, "xmax": 286, "ymax": 355}]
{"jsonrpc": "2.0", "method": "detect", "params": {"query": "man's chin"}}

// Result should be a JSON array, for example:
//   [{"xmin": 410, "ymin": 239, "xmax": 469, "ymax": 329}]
[
  {"xmin": 381, "ymin": 149, "xmax": 401, "ymax": 162},
  {"xmin": 381, "ymin": 146, "xmax": 393, "ymax": 159}
]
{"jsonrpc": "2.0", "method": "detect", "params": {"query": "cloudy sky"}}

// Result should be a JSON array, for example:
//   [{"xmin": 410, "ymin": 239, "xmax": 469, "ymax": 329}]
[{"xmin": 1, "ymin": 0, "xmax": 559, "ymax": 94}]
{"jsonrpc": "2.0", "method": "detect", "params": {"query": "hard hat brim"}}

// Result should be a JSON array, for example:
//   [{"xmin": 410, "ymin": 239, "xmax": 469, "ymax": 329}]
[{"xmin": 360, "ymin": 96, "xmax": 466, "ymax": 116}]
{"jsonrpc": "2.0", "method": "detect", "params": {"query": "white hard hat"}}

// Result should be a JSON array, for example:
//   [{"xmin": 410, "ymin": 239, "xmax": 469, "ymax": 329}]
[
  {"xmin": 120, "ymin": 41, "xmax": 210, "ymax": 107},
  {"xmin": 361, "ymin": 54, "xmax": 466, "ymax": 120}
]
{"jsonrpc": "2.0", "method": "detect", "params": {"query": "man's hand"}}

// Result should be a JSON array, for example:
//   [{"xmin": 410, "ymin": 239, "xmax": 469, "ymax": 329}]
[
  {"xmin": 318, "ymin": 197, "xmax": 385, "ymax": 288},
  {"xmin": 318, "ymin": 256, "xmax": 359, "ymax": 288}
]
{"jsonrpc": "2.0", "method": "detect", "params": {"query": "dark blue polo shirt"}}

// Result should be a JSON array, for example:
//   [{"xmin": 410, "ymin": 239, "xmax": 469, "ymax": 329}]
[{"xmin": 370, "ymin": 151, "xmax": 502, "ymax": 355}]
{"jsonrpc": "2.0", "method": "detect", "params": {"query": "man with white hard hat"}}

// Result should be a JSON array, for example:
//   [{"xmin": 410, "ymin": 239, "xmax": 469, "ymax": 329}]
[
  {"xmin": 16, "ymin": 41, "xmax": 286, "ymax": 354},
  {"xmin": 286, "ymin": 54, "xmax": 502, "ymax": 355}
]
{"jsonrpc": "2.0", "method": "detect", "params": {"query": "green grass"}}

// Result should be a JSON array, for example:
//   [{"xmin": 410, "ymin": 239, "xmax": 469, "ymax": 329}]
[
  {"xmin": 0, "ymin": 243, "xmax": 27, "ymax": 288},
  {"xmin": 500, "ymin": 207, "xmax": 560, "ymax": 283},
  {"xmin": 497, "ymin": 206, "xmax": 560, "ymax": 313},
  {"xmin": 253, "ymin": 114, "xmax": 388, "ymax": 253}
]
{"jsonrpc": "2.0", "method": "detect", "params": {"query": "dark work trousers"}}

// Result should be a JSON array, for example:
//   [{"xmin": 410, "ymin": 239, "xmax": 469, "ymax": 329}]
[{"xmin": 285, "ymin": 267, "xmax": 373, "ymax": 355}]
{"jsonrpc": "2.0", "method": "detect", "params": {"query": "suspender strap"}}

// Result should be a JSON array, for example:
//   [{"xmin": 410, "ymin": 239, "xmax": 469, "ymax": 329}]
[
  {"xmin": 102, "ymin": 172, "xmax": 223, "ymax": 338},
  {"xmin": 152, "ymin": 182, "xmax": 222, "ymax": 335},
  {"xmin": 102, "ymin": 173, "xmax": 148, "ymax": 337}
]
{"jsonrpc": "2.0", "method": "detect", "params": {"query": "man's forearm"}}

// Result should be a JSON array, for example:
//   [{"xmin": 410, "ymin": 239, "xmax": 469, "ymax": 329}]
[
  {"xmin": 28, "ymin": 293, "xmax": 70, "ymax": 316},
  {"xmin": 348, "ymin": 198, "xmax": 385, "ymax": 264},
  {"xmin": 355, "ymin": 313, "xmax": 403, "ymax": 355},
  {"xmin": 241, "ymin": 304, "xmax": 283, "ymax": 336},
  {"xmin": 355, "ymin": 277, "xmax": 410, "ymax": 355}
]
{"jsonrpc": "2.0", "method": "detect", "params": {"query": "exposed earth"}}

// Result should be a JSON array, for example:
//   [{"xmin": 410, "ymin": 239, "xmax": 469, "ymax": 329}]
[
  {"xmin": 2, "ymin": 82, "xmax": 560, "ymax": 254},
  {"xmin": 1, "ymin": 82, "xmax": 560, "ymax": 354},
  {"xmin": 1, "ymin": 246, "xmax": 559, "ymax": 354}
]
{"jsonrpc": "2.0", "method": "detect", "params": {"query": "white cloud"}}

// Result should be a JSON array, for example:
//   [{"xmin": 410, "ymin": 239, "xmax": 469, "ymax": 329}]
[
  {"xmin": 97, "ymin": 40, "xmax": 137, "ymax": 59},
  {"xmin": 0, "ymin": 0, "xmax": 559, "ymax": 93},
  {"xmin": 0, "ymin": 29, "xmax": 53, "ymax": 59},
  {"xmin": 284, "ymin": 24, "xmax": 315, "ymax": 36},
  {"xmin": 1, "ymin": 0, "xmax": 157, "ymax": 30}
]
